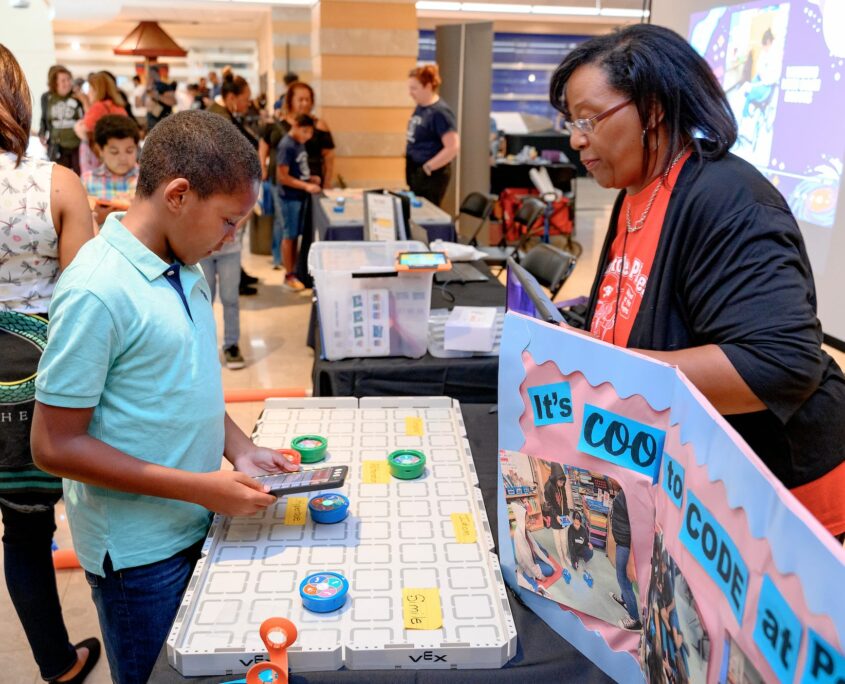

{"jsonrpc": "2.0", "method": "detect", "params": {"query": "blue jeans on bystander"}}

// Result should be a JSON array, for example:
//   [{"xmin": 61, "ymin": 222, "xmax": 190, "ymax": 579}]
[
  {"xmin": 615, "ymin": 543, "xmax": 639, "ymax": 621},
  {"xmin": 271, "ymin": 185, "xmax": 285, "ymax": 266},
  {"xmin": 200, "ymin": 250, "xmax": 241, "ymax": 348}
]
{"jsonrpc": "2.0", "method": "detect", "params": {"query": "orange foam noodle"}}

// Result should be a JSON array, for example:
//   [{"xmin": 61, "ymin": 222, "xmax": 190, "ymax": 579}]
[
  {"xmin": 224, "ymin": 388, "xmax": 309, "ymax": 403},
  {"xmin": 53, "ymin": 548, "xmax": 80, "ymax": 570}
]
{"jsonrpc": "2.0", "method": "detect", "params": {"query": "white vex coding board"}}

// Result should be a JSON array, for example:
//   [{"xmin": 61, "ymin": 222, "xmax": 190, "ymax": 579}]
[{"xmin": 167, "ymin": 397, "xmax": 516, "ymax": 676}]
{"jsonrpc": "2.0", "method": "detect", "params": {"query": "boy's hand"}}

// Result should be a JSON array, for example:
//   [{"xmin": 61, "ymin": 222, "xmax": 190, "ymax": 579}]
[
  {"xmin": 93, "ymin": 202, "xmax": 114, "ymax": 226},
  {"xmin": 193, "ymin": 470, "xmax": 276, "ymax": 517},
  {"xmin": 231, "ymin": 446, "xmax": 301, "ymax": 477},
  {"xmin": 305, "ymin": 182, "xmax": 321, "ymax": 194}
]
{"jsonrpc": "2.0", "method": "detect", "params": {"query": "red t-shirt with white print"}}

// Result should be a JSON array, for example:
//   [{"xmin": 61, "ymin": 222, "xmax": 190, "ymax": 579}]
[{"xmin": 590, "ymin": 152, "xmax": 690, "ymax": 347}]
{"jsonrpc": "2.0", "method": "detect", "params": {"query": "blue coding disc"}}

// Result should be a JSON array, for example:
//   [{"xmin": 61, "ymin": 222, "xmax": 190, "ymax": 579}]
[
  {"xmin": 300, "ymin": 572, "xmax": 349, "ymax": 613},
  {"xmin": 308, "ymin": 494, "xmax": 349, "ymax": 524}
]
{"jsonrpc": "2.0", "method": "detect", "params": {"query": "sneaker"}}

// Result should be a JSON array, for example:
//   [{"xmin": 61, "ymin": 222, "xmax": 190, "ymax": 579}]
[
  {"xmin": 241, "ymin": 271, "xmax": 259, "ymax": 285},
  {"xmin": 619, "ymin": 616, "xmax": 642, "ymax": 631},
  {"xmin": 281, "ymin": 276, "xmax": 306, "ymax": 292},
  {"xmin": 610, "ymin": 592, "xmax": 627, "ymax": 609},
  {"xmin": 239, "ymin": 284, "xmax": 258, "ymax": 296},
  {"xmin": 272, "ymin": 264, "xmax": 282, "ymax": 271},
  {"xmin": 223, "ymin": 345, "xmax": 246, "ymax": 370}
]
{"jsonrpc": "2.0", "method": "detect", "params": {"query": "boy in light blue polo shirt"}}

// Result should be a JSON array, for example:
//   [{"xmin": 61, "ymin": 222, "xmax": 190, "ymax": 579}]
[{"xmin": 31, "ymin": 111, "xmax": 298, "ymax": 684}]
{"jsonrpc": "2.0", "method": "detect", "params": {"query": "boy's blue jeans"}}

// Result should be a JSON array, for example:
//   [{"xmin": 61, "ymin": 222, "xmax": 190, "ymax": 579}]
[
  {"xmin": 200, "ymin": 250, "xmax": 241, "ymax": 348},
  {"xmin": 85, "ymin": 541, "xmax": 203, "ymax": 684},
  {"xmin": 281, "ymin": 197, "xmax": 305, "ymax": 240}
]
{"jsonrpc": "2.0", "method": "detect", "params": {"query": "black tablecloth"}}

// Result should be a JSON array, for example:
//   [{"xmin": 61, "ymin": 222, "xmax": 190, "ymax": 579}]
[
  {"xmin": 490, "ymin": 162, "xmax": 577, "ymax": 195},
  {"xmin": 310, "ymin": 262, "xmax": 505, "ymax": 403},
  {"xmin": 150, "ymin": 405, "xmax": 612, "ymax": 683}
]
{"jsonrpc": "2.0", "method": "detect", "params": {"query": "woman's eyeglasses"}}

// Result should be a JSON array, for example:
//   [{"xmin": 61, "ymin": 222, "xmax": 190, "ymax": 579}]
[{"xmin": 563, "ymin": 100, "xmax": 632, "ymax": 135}]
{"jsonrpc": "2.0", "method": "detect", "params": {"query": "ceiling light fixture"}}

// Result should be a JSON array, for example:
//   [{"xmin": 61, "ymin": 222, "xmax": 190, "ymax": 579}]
[
  {"xmin": 460, "ymin": 2, "xmax": 532, "ymax": 13},
  {"xmin": 414, "ymin": 1, "xmax": 648, "ymax": 18},
  {"xmin": 530, "ymin": 5, "xmax": 599, "ymax": 15}
]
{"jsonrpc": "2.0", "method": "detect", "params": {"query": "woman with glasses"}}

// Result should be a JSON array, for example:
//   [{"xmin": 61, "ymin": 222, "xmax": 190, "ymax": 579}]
[{"xmin": 551, "ymin": 24, "xmax": 845, "ymax": 538}]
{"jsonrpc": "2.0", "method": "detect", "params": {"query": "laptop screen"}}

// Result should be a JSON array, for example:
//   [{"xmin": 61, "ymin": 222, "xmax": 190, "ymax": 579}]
[{"xmin": 506, "ymin": 258, "xmax": 564, "ymax": 325}]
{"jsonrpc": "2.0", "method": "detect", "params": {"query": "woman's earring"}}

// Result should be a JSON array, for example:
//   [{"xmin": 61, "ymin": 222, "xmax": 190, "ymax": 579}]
[{"xmin": 641, "ymin": 128, "xmax": 648, "ymax": 148}]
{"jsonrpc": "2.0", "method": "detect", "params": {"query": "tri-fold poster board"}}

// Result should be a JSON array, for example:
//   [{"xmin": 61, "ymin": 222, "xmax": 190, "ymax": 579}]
[{"xmin": 497, "ymin": 312, "xmax": 845, "ymax": 683}]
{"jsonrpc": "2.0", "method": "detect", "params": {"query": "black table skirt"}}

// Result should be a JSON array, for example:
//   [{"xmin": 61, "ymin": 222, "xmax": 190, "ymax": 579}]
[
  {"xmin": 309, "ymin": 262, "xmax": 507, "ymax": 404},
  {"xmin": 150, "ymin": 405, "xmax": 612, "ymax": 683}
]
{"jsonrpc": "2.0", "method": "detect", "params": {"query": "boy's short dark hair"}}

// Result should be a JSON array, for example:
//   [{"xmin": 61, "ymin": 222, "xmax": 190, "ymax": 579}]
[
  {"xmin": 293, "ymin": 113, "xmax": 315, "ymax": 129},
  {"xmin": 572, "ymin": 511, "xmax": 582, "ymax": 523},
  {"xmin": 137, "ymin": 110, "xmax": 261, "ymax": 200},
  {"xmin": 94, "ymin": 114, "xmax": 140, "ymax": 148}
]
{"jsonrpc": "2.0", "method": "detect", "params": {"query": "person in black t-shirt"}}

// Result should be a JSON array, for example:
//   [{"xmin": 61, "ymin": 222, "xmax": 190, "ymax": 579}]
[
  {"xmin": 566, "ymin": 511, "xmax": 593, "ymax": 569},
  {"xmin": 405, "ymin": 64, "xmax": 459, "ymax": 207},
  {"xmin": 145, "ymin": 65, "xmax": 176, "ymax": 131}
]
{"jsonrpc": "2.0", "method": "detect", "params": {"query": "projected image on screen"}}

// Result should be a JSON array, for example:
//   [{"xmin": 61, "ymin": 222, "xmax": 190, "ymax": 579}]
[{"xmin": 690, "ymin": 0, "xmax": 845, "ymax": 230}]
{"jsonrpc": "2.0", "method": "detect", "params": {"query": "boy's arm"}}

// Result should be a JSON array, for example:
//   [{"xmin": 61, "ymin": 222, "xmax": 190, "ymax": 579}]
[
  {"xmin": 276, "ymin": 164, "xmax": 321, "ymax": 193},
  {"xmin": 222, "ymin": 413, "xmax": 300, "ymax": 476},
  {"xmin": 31, "ymin": 403, "xmax": 277, "ymax": 517}
]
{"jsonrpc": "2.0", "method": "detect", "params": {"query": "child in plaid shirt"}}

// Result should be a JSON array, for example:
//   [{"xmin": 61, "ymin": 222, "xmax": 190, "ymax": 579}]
[{"xmin": 82, "ymin": 114, "xmax": 140, "ymax": 225}]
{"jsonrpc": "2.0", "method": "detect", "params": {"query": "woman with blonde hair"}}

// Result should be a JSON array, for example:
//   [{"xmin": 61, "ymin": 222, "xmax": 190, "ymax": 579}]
[
  {"xmin": 0, "ymin": 44, "xmax": 99, "ymax": 683},
  {"xmin": 73, "ymin": 71, "xmax": 127, "ymax": 174}
]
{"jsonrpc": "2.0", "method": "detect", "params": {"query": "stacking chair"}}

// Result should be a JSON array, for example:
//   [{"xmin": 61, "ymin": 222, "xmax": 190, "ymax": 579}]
[
  {"xmin": 454, "ymin": 192, "xmax": 497, "ymax": 246},
  {"xmin": 520, "ymin": 242, "xmax": 578, "ymax": 300},
  {"xmin": 478, "ymin": 197, "xmax": 545, "ymax": 270}
]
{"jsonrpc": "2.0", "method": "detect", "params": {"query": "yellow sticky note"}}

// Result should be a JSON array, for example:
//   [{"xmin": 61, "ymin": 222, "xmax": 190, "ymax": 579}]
[
  {"xmin": 405, "ymin": 416, "xmax": 424, "ymax": 437},
  {"xmin": 451, "ymin": 512, "xmax": 477, "ymax": 544},
  {"xmin": 403, "ymin": 588, "xmax": 443, "ymax": 630},
  {"xmin": 283, "ymin": 497, "xmax": 308, "ymax": 525},
  {"xmin": 362, "ymin": 460, "xmax": 390, "ymax": 484}
]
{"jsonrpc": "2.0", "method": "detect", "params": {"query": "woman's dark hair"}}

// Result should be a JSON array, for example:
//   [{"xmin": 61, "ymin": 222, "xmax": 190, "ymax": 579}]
[
  {"xmin": 94, "ymin": 114, "xmax": 140, "ymax": 147},
  {"xmin": 221, "ymin": 73, "xmax": 249, "ymax": 98},
  {"xmin": 137, "ymin": 110, "xmax": 261, "ymax": 199},
  {"xmin": 0, "ymin": 44, "xmax": 32, "ymax": 167},
  {"xmin": 284, "ymin": 81, "xmax": 314, "ymax": 114},
  {"xmin": 550, "ymin": 24, "xmax": 737, "ymax": 178},
  {"xmin": 48, "ymin": 65, "xmax": 72, "ymax": 94}
]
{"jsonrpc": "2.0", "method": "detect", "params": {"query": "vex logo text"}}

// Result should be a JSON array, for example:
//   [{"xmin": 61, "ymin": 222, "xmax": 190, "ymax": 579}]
[{"xmin": 409, "ymin": 651, "xmax": 447, "ymax": 662}]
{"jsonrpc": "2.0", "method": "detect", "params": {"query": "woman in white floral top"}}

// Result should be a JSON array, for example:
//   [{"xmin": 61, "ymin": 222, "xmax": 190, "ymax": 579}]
[{"xmin": 0, "ymin": 44, "xmax": 99, "ymax": 683}]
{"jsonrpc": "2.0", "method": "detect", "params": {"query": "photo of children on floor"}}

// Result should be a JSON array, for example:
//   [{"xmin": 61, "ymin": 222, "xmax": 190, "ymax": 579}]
[
  {"xmin": 501, "ymin": 451, "xmax": 642, "ymax": 630},
  {"xmin": 719, "ymin": 635, "xmax": 765, "ymax": 684},
  {"xmin": 641, "ymin": 527, "xmax": 710, "ymax": 684}
]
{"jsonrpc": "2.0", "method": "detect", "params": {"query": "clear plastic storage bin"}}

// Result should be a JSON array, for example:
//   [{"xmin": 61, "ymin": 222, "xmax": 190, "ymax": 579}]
[{"xmin": 308, "ymin": 241, "xmax": 432, "ymax": 360}]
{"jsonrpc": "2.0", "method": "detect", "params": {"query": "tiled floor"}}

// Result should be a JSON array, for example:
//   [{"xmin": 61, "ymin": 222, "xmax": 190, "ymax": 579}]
[{"xmin": 1, "ymin": 178, "xmax": 842, "ymax": 683}]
